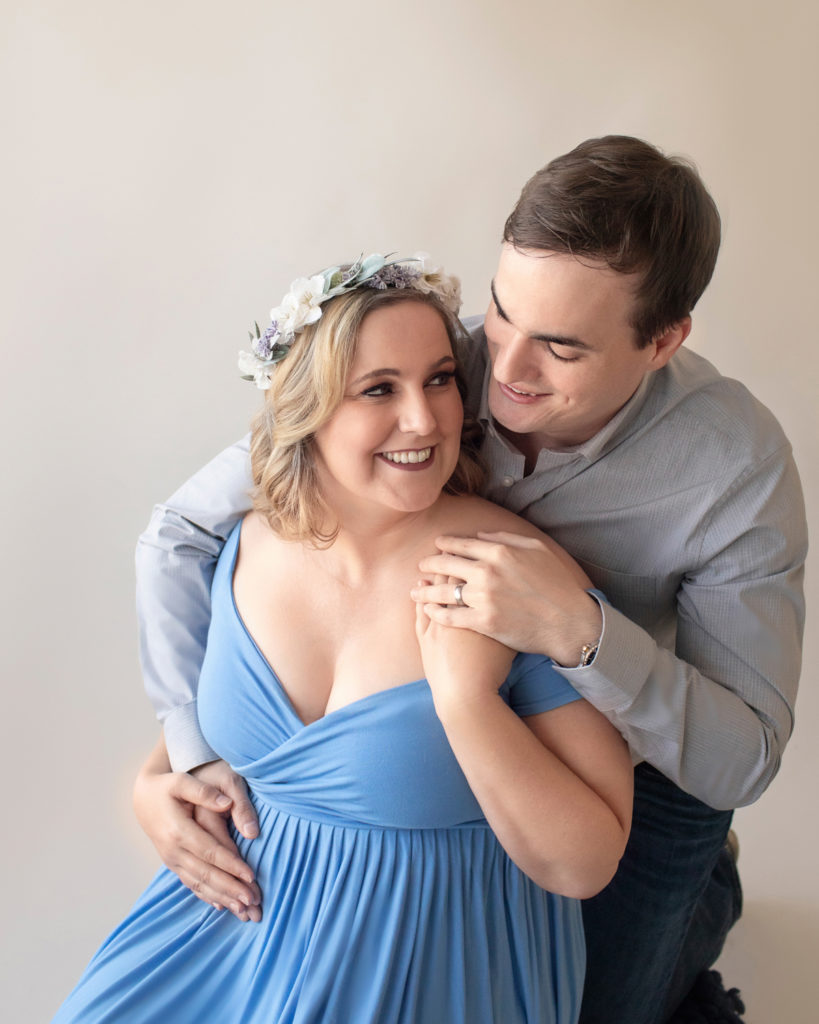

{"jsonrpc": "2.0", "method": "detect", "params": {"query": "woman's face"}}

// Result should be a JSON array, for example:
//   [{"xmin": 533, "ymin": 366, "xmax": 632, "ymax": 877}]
[{"xmin": 314, "ymin": 300, "xmax": 464, "ymax": 522}]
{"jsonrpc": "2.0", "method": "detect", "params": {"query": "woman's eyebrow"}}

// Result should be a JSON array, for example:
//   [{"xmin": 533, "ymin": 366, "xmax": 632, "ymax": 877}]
[{"xmin": 349, "ymin": 355, "xmax": 456, "ymax": 388}]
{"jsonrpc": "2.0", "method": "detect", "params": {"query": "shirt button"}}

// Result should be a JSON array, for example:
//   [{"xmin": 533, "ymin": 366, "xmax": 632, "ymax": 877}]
[{"xmin": 502, "ymin": 475, "xmax": 515, "ymax": 487}]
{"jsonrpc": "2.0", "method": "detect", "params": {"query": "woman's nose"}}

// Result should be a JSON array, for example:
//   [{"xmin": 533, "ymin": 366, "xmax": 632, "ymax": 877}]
[{"xmin": 398, "ymin": 390, "xmax": 437, "ymax": 435}]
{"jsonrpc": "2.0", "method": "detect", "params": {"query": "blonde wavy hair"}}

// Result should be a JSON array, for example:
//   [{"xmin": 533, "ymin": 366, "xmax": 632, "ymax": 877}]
[{"xmin": 249, "ymin": 288, "xmax": 485, "ymax": 545}]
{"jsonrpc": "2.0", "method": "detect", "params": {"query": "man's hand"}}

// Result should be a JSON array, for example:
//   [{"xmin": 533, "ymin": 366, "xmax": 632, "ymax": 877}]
[
  {"xmin": 133, "ymin": 745, "xmax": 262, "ymax": 922},
  {"xmin": 411, "ymin": 531, "xmax": 601, "ymax": 667}
]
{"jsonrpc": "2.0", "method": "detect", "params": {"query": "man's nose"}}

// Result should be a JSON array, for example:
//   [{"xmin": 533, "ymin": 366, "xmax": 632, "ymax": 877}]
[{"xmin": 493, "ymin": 330, "xmax": 535, "ymax": 383}]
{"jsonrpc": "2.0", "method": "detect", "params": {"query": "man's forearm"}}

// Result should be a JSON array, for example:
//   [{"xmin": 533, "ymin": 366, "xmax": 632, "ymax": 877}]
[
  {"xmin": 557, "ymin": 593, "xmax": 800, "ymax": 809},
  {"xmin": 560, "ymin": 443, "xmax": 806, "ymax": 809}
]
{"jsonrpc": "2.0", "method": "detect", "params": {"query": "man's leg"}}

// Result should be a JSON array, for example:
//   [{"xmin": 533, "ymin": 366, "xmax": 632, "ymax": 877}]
[
  {"xmin": 661, "ymin": 840, "xmax": 743, "ymax": 1019},
  {"xmin": 578, "ymin": 763, "xmax": 735, "ymax": 1024}
]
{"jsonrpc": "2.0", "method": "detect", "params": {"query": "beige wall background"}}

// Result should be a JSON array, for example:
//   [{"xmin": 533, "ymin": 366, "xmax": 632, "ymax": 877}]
[{"xmin": 3, "ymin": 2, "xmax": 816, "ymax": 1020}]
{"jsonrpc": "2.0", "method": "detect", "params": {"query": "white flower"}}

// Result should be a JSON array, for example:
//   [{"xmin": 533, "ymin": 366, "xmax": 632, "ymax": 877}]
[
  {"xmin": 240, "ymin": 253, "xmax": 461, "ymax": 387},
  {"xmin": 238, "ymin": 350, "xmax": 274, "ymax": 390},
  {"xmin": 410, "ymin": 253, "xmax": 462, "ymax": 315},
  {"xmin": 271, "ymin": 273, "xmax": 328, "ymax": 334},
  {"xmin": 413, "ymin": 251, "xmax": 435, "ymax": 274}
]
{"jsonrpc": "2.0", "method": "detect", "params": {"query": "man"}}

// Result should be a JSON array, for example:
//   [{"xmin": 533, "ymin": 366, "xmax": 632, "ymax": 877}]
[{"xmin": 134, "ymin": 136, "xmax": 806, "ymax": 1023}]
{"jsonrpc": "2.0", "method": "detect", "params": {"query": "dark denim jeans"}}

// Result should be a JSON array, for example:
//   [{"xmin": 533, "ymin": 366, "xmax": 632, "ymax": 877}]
[{"xmin": 578, "ymin": 763, "xmax": 742, "ymax": 1024}]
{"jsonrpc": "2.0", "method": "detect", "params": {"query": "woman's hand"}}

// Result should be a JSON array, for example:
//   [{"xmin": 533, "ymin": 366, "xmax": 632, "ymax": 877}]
[
  {"xmin": 416, "ymin": 586, "xmax": 632, "ymax": 896},
  {"xmin": 415, "ymin": 573, "xmax": 515, "ymax": 711},
  {"xmin": 133, "ymin": 739, "xmax": 262, "ymax": 922},
  {"xmin": 411, "ymin": 531, "xmax": 600, "ymax": 668}
]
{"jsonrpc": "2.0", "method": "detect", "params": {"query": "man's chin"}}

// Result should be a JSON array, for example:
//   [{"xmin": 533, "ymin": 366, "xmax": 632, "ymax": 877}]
[{"xmin": 489, "ymin": 388, "xmax": 547, "ymax": 431}]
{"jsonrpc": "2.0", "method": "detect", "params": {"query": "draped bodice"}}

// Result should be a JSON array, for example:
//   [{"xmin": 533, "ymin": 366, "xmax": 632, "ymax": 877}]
[{"xmin": 198, "ymin": 523, "xmax": 580, "ymax": 830}]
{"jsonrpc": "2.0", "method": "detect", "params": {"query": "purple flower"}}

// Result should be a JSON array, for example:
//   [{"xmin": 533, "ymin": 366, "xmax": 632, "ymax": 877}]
[
  {"xmin": 253, "ymin": 321, "xmax": 280, "ymax": 359},
  {"xmin": 366, "ymin": 265, "xmax": 422, "ymax": 291}
]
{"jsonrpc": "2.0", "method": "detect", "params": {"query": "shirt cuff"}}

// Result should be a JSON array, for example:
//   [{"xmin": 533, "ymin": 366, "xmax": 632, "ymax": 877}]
[
  {"xmin": 553, "ymin": 598, "xmax": 656, "ymax": 714},
  {"xmin": 162, "ymin": 701, "xmax": 219, "ymax": 773}
]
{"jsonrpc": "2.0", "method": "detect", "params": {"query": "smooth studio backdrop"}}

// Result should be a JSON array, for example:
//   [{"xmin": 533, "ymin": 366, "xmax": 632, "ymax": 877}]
[{"xmin": 3, "ymin": 3, "xmax": 817, "ymax": 1021}]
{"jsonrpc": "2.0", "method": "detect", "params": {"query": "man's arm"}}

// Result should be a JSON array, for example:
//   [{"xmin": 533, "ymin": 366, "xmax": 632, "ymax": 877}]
[
  {"xmin": 133, "ymin": 735, "xmax": 262, "ymax": 920},
  {"xmin": 564, "ymin": 445, "xmax": 806, "ymax": 809},
  {"xmin": 414, "ymin": 447, "xmax": 807, "ymax": 810},
  {"xmin": 136, "ymin": 436, "xmax": 253, "ymax": 771}
]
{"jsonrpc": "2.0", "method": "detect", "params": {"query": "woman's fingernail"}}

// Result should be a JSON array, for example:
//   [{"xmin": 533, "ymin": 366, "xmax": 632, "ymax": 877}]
[
  {"xmin": 215, "ymin": 794, "xmax": 231, "ymax": 807},
  {"xmin": 242, "ymin": 822, "xmax": 259, "ymax": 838}
]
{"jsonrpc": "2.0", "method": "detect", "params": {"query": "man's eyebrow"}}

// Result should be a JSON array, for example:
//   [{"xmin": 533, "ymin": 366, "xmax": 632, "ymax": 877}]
[
  {"xmin": 349, "ymin": 355, "xmax": 456, "ymax": 388},
  {"xmin": 490, "ymin": 280, "xmax": 593, "ymax": 351}
]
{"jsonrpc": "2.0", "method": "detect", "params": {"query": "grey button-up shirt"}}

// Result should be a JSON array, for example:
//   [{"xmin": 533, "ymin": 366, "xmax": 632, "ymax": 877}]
[{"xmin": 136, "ymin": 317, "xmax": 807, "ymax": 810}]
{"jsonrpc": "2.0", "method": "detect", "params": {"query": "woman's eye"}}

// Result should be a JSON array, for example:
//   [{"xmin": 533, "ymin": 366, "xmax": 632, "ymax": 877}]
[
  {"xmin": 360, "ymin": 371, "xmax": 454, "ymax": 397},
  {"xmin": 427, "ymin": 371, "xmax": 456, "ymax": 387},
  {"xmin": 361, "ymin": 383, "xmax": 393, "ymax": 397}
]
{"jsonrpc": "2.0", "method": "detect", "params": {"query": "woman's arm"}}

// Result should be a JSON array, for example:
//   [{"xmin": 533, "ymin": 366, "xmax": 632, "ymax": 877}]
[
  {"xmin": 416, "ymin": 595, "xmax": 632, "ymax": 898},
  {"xmin": 133, "ymin": 735, "xmax": 262, "ymax": 921}
]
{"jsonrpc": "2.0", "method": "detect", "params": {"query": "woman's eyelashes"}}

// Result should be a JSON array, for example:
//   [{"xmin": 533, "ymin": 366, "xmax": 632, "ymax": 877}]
[
  {"xmin": 360, "ymin": 371, "xmax": 456, "ymax": 398},
  {"xmin": 427, "ymin": 370, "xmax": 457, "ymax": 387}
]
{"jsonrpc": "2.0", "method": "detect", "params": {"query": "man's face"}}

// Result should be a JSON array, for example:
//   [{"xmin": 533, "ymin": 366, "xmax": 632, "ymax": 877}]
[{"xmin": 485, "ymin": 244, "xmax": 684, "ymax": 451}]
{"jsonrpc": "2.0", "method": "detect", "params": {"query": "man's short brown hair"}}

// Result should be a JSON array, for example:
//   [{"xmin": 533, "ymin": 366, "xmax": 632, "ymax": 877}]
[{"xmin": 503, "ymin": 135, "xmax": 721, "ymax": 346}]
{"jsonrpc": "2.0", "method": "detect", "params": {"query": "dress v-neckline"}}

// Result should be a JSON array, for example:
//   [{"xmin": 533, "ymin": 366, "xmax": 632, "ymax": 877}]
[{"xmin": 226, "ymin": 522, "xmax": 427, "ymax": 731}]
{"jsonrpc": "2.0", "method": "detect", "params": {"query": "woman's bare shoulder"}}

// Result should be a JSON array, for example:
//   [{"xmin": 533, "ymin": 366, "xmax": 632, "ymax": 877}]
[
  {"xmin": 237, "ymin": 510, "xmax": 296, "ymax": 563},
  {"xmin": 433, "ymin": 495, "xmax": 588, "ymax": 586},
  {"xmin": 436, "ymin": 494, "xmax": 546, "ymax": 541}
]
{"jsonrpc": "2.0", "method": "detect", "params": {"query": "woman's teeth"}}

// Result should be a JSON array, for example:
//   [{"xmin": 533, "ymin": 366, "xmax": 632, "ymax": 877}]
[{"xmin": 381, "ymin": 447, "xmax": 432, "ymax": 464}]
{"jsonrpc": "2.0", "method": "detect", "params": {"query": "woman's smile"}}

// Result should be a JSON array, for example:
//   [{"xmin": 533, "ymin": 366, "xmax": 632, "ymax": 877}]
[{"xmin": 377, "ymin": 446, "xmax": 435, "ymax": 468}]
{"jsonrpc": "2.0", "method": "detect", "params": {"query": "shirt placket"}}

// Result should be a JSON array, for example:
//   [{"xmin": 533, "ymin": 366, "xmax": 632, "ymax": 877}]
[{"xmin": 481, "ymin": 426, "xmax": 589, "ymax": 514}]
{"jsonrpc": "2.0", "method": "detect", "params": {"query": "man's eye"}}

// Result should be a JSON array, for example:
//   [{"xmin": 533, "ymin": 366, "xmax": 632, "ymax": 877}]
[{"xmin": 547, "ymin": 345, "xmax": 580, "ymax": 364}]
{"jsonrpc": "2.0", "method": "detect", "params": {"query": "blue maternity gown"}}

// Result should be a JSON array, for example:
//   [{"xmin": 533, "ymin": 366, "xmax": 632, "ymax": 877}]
[{"xmin": 54, "ymin": 524, "xmax": 586, "ymax": 1024}]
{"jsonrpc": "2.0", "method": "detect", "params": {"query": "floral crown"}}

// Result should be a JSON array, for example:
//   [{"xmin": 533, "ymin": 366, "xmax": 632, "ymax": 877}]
[{"xmin": 238, "ymin": 252, "xmax": 461, "ymax": 389}]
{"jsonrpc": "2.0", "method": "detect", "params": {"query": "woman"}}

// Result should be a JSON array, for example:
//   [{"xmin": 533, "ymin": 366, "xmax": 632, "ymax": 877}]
[{"xmin": 54, "ymin": 255, "xmax": 632, "ymax": 1023}]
